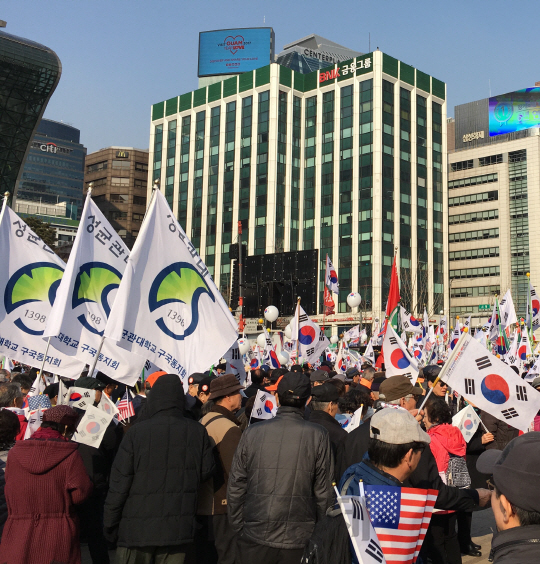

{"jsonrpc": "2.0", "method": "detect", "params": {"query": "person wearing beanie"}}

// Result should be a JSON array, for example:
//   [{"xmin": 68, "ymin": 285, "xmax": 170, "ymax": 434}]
[
  {"xmin": 228, "ymin": 372, "xmax": 333, "ymax": 563},
  {"xmin": 197, "ymin": 374, "xmax": 243, "ymax": 564},
  {"xmin": 0, "ymin": 405, "xmax": 92, "ymax": 564},
  {"xmin": 104, "ymin": 374, "xmax": 215, "ymax": 563}
]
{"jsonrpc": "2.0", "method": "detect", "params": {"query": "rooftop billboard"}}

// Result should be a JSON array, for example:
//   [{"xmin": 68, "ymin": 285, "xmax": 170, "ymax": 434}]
[
  {"xmin": 489, "ymin": 87, "xmax": 540, "ymax": 137},
  {"xmin": 198, "ymin": 28, "xmax": 274, "ymax": 78}
]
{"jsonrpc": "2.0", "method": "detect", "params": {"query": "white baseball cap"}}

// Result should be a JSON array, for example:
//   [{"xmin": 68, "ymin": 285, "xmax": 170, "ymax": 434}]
[{"xmin": 370, "ymin": 408, "xmax": 431, "ymax": 445}]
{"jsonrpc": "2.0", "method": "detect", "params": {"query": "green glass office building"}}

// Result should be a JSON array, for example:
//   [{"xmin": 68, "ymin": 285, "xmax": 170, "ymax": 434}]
[{"xmin": 149, "ymin": 50, "xmax": 447, "ymax": 323}]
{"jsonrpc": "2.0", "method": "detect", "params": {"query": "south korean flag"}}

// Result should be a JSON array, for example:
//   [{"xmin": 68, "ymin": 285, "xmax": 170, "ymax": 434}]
[
  {"xmin": 399, "ymin": 306, "xmax": 423, "ymax": 334},
  {"xmin": 440, "ymin": 333, "xmax": 540, "ymax": 432},
  {"xmin": 383, "ymin": 325, "xmax": 419, "ymax": 384}
]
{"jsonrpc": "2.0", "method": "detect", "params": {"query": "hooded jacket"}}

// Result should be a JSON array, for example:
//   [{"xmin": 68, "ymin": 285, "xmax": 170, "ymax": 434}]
[
  {"xmin": 427, "ymin": 423, "xmax": 467, "ymax": 475},
  {"xmin": 0, "ymin": 429, "xmax": 92, "ymax": 564},
  {"xmin": 103, "ymin": 374, "xmax": 215, "ymax": 547}
]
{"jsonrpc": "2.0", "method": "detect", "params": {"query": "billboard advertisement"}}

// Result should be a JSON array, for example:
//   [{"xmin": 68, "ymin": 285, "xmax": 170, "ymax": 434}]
[
  {"xmin": 489, "ymin": 87, "xmax": 540, "ymax": 137},
  {"xmin": 198, "ymin": 28, "xmax": 274, "ymax": 78}
]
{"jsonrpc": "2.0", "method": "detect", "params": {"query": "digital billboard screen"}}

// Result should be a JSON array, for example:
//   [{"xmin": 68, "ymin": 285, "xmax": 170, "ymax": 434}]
[
  {"xmin": 489, "ymin": 87, "xmax": 540, "ymax": 137},
  {"xmin": 198, "ymin": 27, "xmax": 274, "ymax": 78}
]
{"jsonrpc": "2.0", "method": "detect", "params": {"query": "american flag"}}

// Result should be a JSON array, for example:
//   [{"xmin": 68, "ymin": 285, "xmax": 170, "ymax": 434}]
[
  {"xmin": 116, "ymin": 390, "xmax": 135, "ymax": 421},
  {"xmin": 365, "ymin": 485, "xmax": 438, "ymax": 564},
  {"xmin": 27, "ymin": 394, "xmax": 52, "ymax": 411}
]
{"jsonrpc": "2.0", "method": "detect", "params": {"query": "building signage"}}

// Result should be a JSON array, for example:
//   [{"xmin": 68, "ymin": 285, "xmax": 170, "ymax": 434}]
[
  {"xmin": 478, "ymin": 304, "xmax": 491, "ymax": 311},
  {"xmin": 489, "ymin": 87, "xmax": 540, "ymax": 137},
  {"xmin": 462, "ymin": 131, "xmax": 485, "ymax": 143},
  {"xmin": 116, "ymin": 150, "xmax": 130, "ymax": 158},
  {"xmin": 319, "ymin": 56, "xmax": 372, "ymax": 84},
  {"xmin": 31, "ymin": 141, "xmax": 73, "ymax": 155}
]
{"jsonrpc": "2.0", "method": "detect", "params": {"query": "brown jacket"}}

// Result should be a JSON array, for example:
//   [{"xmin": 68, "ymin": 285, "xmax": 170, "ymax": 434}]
[{"xmin": 197, "ymin": 405, "xmax": 242, "ymax": 515}]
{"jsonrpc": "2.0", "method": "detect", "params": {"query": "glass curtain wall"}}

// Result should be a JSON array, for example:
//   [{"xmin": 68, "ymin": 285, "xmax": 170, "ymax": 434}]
[
  {"xmin": 205, "ymin": 106, "xmax": 220, "ymax": 275},
  {"xmin": 303, "ymin": 96, "xmax": 317, "ymax": 250},
  {"xmin": 152, "ymin": 124, "xmax": 163, "ymax": 184},
  {"xmin": 178, "ymin": 116, "xmax": 190, "ymax": 229},
  {"xmin": 432, "ymin": 102, "xmax": 444, "ymax": 308},
  {"xmin": 239, "ymin": 97, "xmax": 252, "ymax": 247},
  {"xmin": 275, "ymin": 91, "xmax": 287, "ymax": 252},
  {"xmin": 191, "ymin": 110, "xmax": 205, "ymax": 251},
  {"xmin": 165, "ymin": 120, "xmax": 176, "ymax": 206},
  {"xmin": 416, "ymin": 95, "xmax": 428, "ymax": 308},
  {"xmin": 290, "ymin": 97, "xmax": 301, "ymax": 250},
  {"xmin": 255, "ymin": 91, "xmax": 270, "ymax": 254}
]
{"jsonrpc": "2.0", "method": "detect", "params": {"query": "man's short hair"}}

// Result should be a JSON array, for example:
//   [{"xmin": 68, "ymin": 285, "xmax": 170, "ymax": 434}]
[
  {"xmin": 10, "ymin": 374, "xmax": 33, "ymax": 393},
  {"xmin": 0, "ymin": 369, "xmax": 10, "ymax": 383},
  {"xmin": 367, "ymin": 438, "xmax": 425, "ymax": 468},
  {"xmin": 362, "ymin": 366, "xmax": 376, "ymax": 380},
  {"xmin": 0, "ymin": 409, "xmax": 20, "ymax": 444},
  {"xmin": 494, "ymin": 485, "xmax": 540, "ymax": 526},
  {"xmin": 0, "ymin": 383, "xmax": 22, "ymax": 408},
  {"xmin": 250, "ymin": 369, "xmax": 265, "ymax": 385},
  {"xmin": 310, "ymin": 401, "xmax": 332, "ymax": 412}
]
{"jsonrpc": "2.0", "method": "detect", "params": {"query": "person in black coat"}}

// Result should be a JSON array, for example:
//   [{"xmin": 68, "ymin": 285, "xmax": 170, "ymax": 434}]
[
  {"xmin": 103, "ymin": 374, "xmax": 215, "ymax": 563},
  {"xmin": 308, "ymin": 383, "xmax": 346, "ymax": 480}
]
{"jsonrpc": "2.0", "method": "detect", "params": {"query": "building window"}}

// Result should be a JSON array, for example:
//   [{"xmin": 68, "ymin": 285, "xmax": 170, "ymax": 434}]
[
  {"xmin": 112, "ymin": 159, "xmax": 131, "ymax": 169},
  {"xmin": 133, "ymin": 195, "xmax": 146, "ymax": 206},
  {"xmin": 509, "ymin": 149, "xmax": 526, "ymax": 163},
  {"xmin": 449, "ymin": 266, "xmax": 500, "ymax": 279},
  {"xmin": 451, "ymin": 159, "xmax": 473, "ymax": 172},
  {"xmin": 111, "ymin": 177, "xmax": 130, "ymax": 187},
  {"xmin": 449, "ymin": 228, "xmax": 499, "ymax": 243},
  {"xmin": 450, "ymin": 285, "xmax": 500, "ymax": 298},
  {"xmin": 86, "ymin": 177, "xmax": 107, "ymax": 189},
  {"xmin": 110, "ymin": 194, "xmax": 129, "ymax": 203},
  {"xmin": 135, "ymin": 162, "xmax": 149, "ymax": 172},
  {"xmin": 449, "ymin": 173, "xmax": 497, "ymax": 189},
  {"xmin": 110, "ymin": 211, "xmax": 128, "ymax": 220},
  {"xmin": 449, "ymin": 209, "xmax": 498, "ymax": 225},
  {"xmin": 87, "ymin": 160, "xmax": 107, "ymax": 173},
  {"xmin": 479, "ymin": 154, "xmax": 503, "ymax": 166},
  {"xmin": 134, "ymin": 178, "xmax": 147, "ymax": 189},
  {"xmin": 449, "ymin": 190, "xmax": 498, "ymax": 207},
  {"xmin": 449, "ymin": 247, "xmax": 499, "ymax": 261},
  {"xmin": 132, "ymin": 213, "xmax": 144, "ymax": 222}
]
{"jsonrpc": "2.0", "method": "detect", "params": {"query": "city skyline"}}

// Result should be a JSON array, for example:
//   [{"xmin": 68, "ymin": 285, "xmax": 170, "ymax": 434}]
[{"xmin": 3, "ymin": 0, "xmax": 538, "ymax": 153}]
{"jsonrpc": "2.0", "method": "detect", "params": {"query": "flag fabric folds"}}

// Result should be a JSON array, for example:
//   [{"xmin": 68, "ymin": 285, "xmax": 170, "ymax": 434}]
[
  {"xmin": 325, "ymin": 254, "xmax": 339, "ymax": 293},
  {"xmin": 452, "ymin": 405, "xmax": 481, "ymax": 443},
  {"xmin": 0, "ymin": 203, "xmax": 86, "ymax": 378},
  {"xmin": 441, "ymin": 333, "xmax": 540, "ymax": 432},
  {"xmin": 383, "ymin": 326, "xmax": 418, "ymax": 384},
  {"xmin": 252, "ymin": 389, "xmax": 277, "ymax": 420},
  {"xmin": 290, "ymin": 305, "xmax": 329, "ymax": 364},
  {"xmin": 72, "ymin": 405, "xmax": 114, "ymax": 448},
  {"xmin": 116, "ymin": 390, "xmax": 135, "ymax": 421},
  {"xmin": 44, "ymin": 193, "xmax": 145, "ymax": 386},
  {"xmin": 364, "ymin": 485, "xmax": 438, "ymax": 564},
  {"xmin": 104, "ymin": 190, "xmax": 238, "ymax": 386},
  {"xmin": 399, "ymin": 307, "xmax": 422, "ymax": 334}
]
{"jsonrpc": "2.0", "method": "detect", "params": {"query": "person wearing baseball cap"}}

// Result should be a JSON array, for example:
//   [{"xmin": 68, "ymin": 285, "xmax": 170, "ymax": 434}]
[
  {"xmin": 187, "ymin": 373, "xmax": 205, "ymax": 398},
  {"xmin": 198, "ymin": 374, "xmax": 243, "ymax": 563},
  {"xmin": 228, "ymin": 372, "xmax": 333, "ymax": 563},
  {"xmin": 477, "ymin": 433, "xmax": 540, "ymax": 563},
  {"xmin": 310, "ymin": 369, "xmax": 329, "ymax": 387}
]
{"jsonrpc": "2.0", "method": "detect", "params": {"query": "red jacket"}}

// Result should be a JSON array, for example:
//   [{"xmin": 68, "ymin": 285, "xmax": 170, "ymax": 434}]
[
  {"xmin": 15, "ymin": 414, "xmax": 27, "ymax": 441},
  {"xmin": 428, "ymin": 423, "xmax": 467, "ymax": 474},
  {"xmin": 0, "ymin": 429, "xmax": 92, "ymax": 564}
]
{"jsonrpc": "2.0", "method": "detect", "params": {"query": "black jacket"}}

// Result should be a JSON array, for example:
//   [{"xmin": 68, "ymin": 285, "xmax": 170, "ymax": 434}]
[
  {"xmin": 336, "ymin": 413, "xmax": 479, "ymax": 511},
  {"xmin": 228, "ymin": 406, "xmax": 334, "ymax": 549},
  {"xmin": 465, "ymin": 413, "xmax": 490, "ymax": 490},
  {"xmin": 308, "ymin": 410, "xmax": 347, "ymax": 469},
  {"xmin": 243, "ymin": 383, "xmax": 266, "ymax": 399},
  {"xmin": 103, "ymin": 374, "xmax": 215, "ymax": 547},
  {"xmin": 482, "ymin": 411, "xmax": 519, "ymax": 451},
  {"xmin": 490, "ymin": 524, "xmax": 540, "ymax": 564}
]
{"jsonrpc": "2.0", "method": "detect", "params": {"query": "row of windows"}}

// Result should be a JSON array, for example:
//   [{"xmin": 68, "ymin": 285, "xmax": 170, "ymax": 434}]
[
  {"xmin": 449, "ymin": 191, "xmax": 498, "ymax": 207},
  {"xmin": 479, "ymin": 154, "xmax": 503, "ymax": 166},
  {"xmin": 449, "ymin": 209, "xmax": 498, "ymax": 225},
  {"xmin": 449, "ymin": 247, "xmax": 499, "ymax": 261},
  {"xmin": 108, "ymin": 194, "xmax": 147, "ymax": 206},
  {"xmin": 451, "ymin": 159, "xmax": 473, "ymax": 172},
  {"xmin": 448, "ymin": 173, "xmax": 497, "ymax": 189},
  {"xmin": 87, "ymin": 160, "xmax": 148, "ymax": 174},
  {"xmin": 109, "ymin": 210, "xmax": 144, "ymax": 222},
  {"xmin": 450, "ymin": 305, "xmax": 494, "ymax": 316},
  {"xmin": 450, "ymin": 285, "xmax": 500, "ymax": 298},
  {"xmin": 450, "ymin": 266, "xmax": 500, "ymax": 279},
  {"xmin": 449, "ymin": 228, "xmax": 499, "ymax": 243}
]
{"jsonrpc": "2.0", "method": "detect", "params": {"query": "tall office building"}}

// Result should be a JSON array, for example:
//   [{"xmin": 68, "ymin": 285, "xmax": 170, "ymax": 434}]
[
  {"xmin": 448, "ymin": 94, "xmax": 540, "ymax": 325},
  {"xmin": 0, "ymin": 29, "xmax": 61, "ymax": 199},
  {"xmin": 149, "ymin": 47, "xmax": 447, "ymax": 323},
  {"xmin": 16, "ymin": 119, "xmax": 86, "ymax": 217},
  {"xmin": 84, "ymin": 147, "xmax": 149, "ymax": 249}
]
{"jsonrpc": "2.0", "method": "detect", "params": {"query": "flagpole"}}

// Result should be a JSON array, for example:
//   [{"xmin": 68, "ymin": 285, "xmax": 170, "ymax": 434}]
[
  {"xmin": 0, "ymin": 191, "xmax": 9, "ymax": 227},
  {"xmin": 295, "ymin": 297, "xmax": 301, "ymax": 363},
  {"xmin": 88, "ymin": 336, "xmax": 106, "ymax": 377},
  {"xmin": 38, "ymin": 337, "xmax": 52, "ymax": 380}
]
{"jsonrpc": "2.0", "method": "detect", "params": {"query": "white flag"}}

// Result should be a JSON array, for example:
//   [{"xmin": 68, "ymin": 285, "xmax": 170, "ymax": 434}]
[
  {"xmin": 449, "ymin": 322, "xmax": 461, "ymax": 351},
  {"xmin": 98, "ymin": 391, "xmax": 120, "ymax": 424},
  {"xmin": 335, "ymin": 493, "xmax": 386, "ymax": 564},
  {"xmin": 223, "ymin": 342, "xmax": 247, "ymax": 385},
  {"xmin": 27, "ymin": 373, "xmax": 46, "ymax": 397},
  {"xmin": 399, "ymin": 306, "xmax": 423, "ymax": 334},
  {"xmin": 24, "ymin": 408, "xmax": 46, "ymax": 440},
  {"xmin": 44, "ymin": 193, "xmax": 145, "ymax": 386},
  {"xmin": 290, "ymin": 304, "xmax": 329, "ymax": 364},
  {"xmin": 452, "ymin": 405, "xmax": 481, "ymax": 442},
  {"xmin": 252, "ymin": 389, "xmax": 277, "ymax": 420},
  {"xmin": 325, "ymin": 255, "xmax": 339, "ymax": 293},
  {"xmin": 505, "ymin": 330, "xmax": 520, "ymax": 368},
  {"xmin": 346, "ymin": 406, "xmax": 364, "ymax": 434},
  {"xmin": 441, "ymin": 333, "xmax": 540, "ymax": 432},
  {"xmin": 0, "ymin": 203, "xmax": 86, "ymax": 378},
  {"xmin": 57, "ymin": 378, "xmax": 69, "ymax": 406},
  {"xmin": 363, "ymin": 339, "xmax": 375, "ymax": 366},
  {"xmin": 518, "ymin": 329, "xmax": 532, "ymax": 364},
  {"xmin": 104, "ymin": 190, "xmax": 238, "ymax": 384},
  {"xmin": 65, "ymin": 386, "xmax": 95, "ymax": 411},
  {"xmin": 525, "ymin": 355, "xmax": 540, "ymax": 382},
  {"xmin": 383, "ymin": 325, "xmax": 418, "ymax": 384},
  {"xmin": 72, "ymin": 404, "xmax": 113, "ymax": 448},
  {"xmin": 474, "ymin": 328, "xmax": 488, "ymax": 349},
  {"xmin": 499, "ymin": 290, "xmax": 517, "ymax": 328}
]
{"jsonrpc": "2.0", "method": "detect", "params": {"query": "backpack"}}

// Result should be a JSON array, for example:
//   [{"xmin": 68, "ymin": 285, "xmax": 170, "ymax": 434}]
[{"xmin": 446, "ymin": 454, "xmax": 471, "ymax": 488}]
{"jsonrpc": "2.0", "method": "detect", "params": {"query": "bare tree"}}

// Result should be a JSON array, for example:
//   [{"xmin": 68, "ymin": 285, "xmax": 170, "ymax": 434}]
[{"xmin": 400, "ymin": 266, "xmax": 444, "ymax": 317}]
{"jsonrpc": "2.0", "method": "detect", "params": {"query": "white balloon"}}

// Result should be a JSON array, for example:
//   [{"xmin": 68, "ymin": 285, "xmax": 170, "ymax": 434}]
[
  {"xmin": 237, "ymin": 338, "xmax": 250, "ymax": 355},
  {"xmin": 277, "ymin": 351, "xmax": 289, "ymax": 365},
  {"xmin": 347, "ymin": 292, "xmax": 362, "ymax": 308},
  {"xmin": 264, "ymin": 305, "xmax": 279, "ymax": 323},
  {"xmin": 284, "ymin": 324, "xmax": 292, "ymax": 339},
  {"xmin": 256, "ymin": 333, "xmax": 267, "ymax": 348},
  {"xmin": 330, "ymin": 335, "xmax": 339, "ymax": 344}
]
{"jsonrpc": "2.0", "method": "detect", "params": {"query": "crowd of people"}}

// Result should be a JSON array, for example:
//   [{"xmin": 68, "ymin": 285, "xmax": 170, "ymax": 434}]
[{"xmin": 0, "ymin": 355, "xmax": 538, "ymax": 564}]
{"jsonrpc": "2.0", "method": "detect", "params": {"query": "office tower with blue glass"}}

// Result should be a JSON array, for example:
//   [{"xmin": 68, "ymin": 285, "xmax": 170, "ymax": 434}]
[{"xmin": 149, "ymin": 46, "xmax": 447, "ymax": 326}]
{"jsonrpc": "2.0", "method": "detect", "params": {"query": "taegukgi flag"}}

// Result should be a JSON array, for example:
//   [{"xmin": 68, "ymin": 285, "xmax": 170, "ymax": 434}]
[
  {"xmin": 399, "ymin": 306, "xmax": 423, "ymax": 334},
  {"xmin": 104, "ymin": 189, "xmax": 238, "ymax": 385},
  {"xmin": 383, "ymin": 325, "xmax": 419, "ymax": 384},
  {"xmin": 44, "ymin": 192, "xmax": 145, "ymax": 386},
  {"xmin": 325, "ymin": 254, "xmax": 339, "ymax": 293},
  {"xmin": 0, "ymin": 202, "xmax": 85, "ymax": 378},
  {"xmin": 72, "ymin": 405, "xmax": 114, "ymax": 449},
  {"xmin": 252, "ymin": 389, "xmax": 277, "ymax": 420},
  {"xmin": 440, "ymin": 333, "xmax": 540, "ymax": 432},
  {"xmin": 290, "ymin": 304, "xmax": 329, "ymax": 364},
  {"xmin": 452, "ymin": 405, "xmax": 481, "ymax": 443}
]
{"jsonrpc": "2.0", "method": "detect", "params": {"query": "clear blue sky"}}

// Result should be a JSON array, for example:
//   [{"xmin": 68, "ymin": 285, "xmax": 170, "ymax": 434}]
[{"xmin": 3, "ymin": 0, "xmax": 537, "ymax": 153}]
